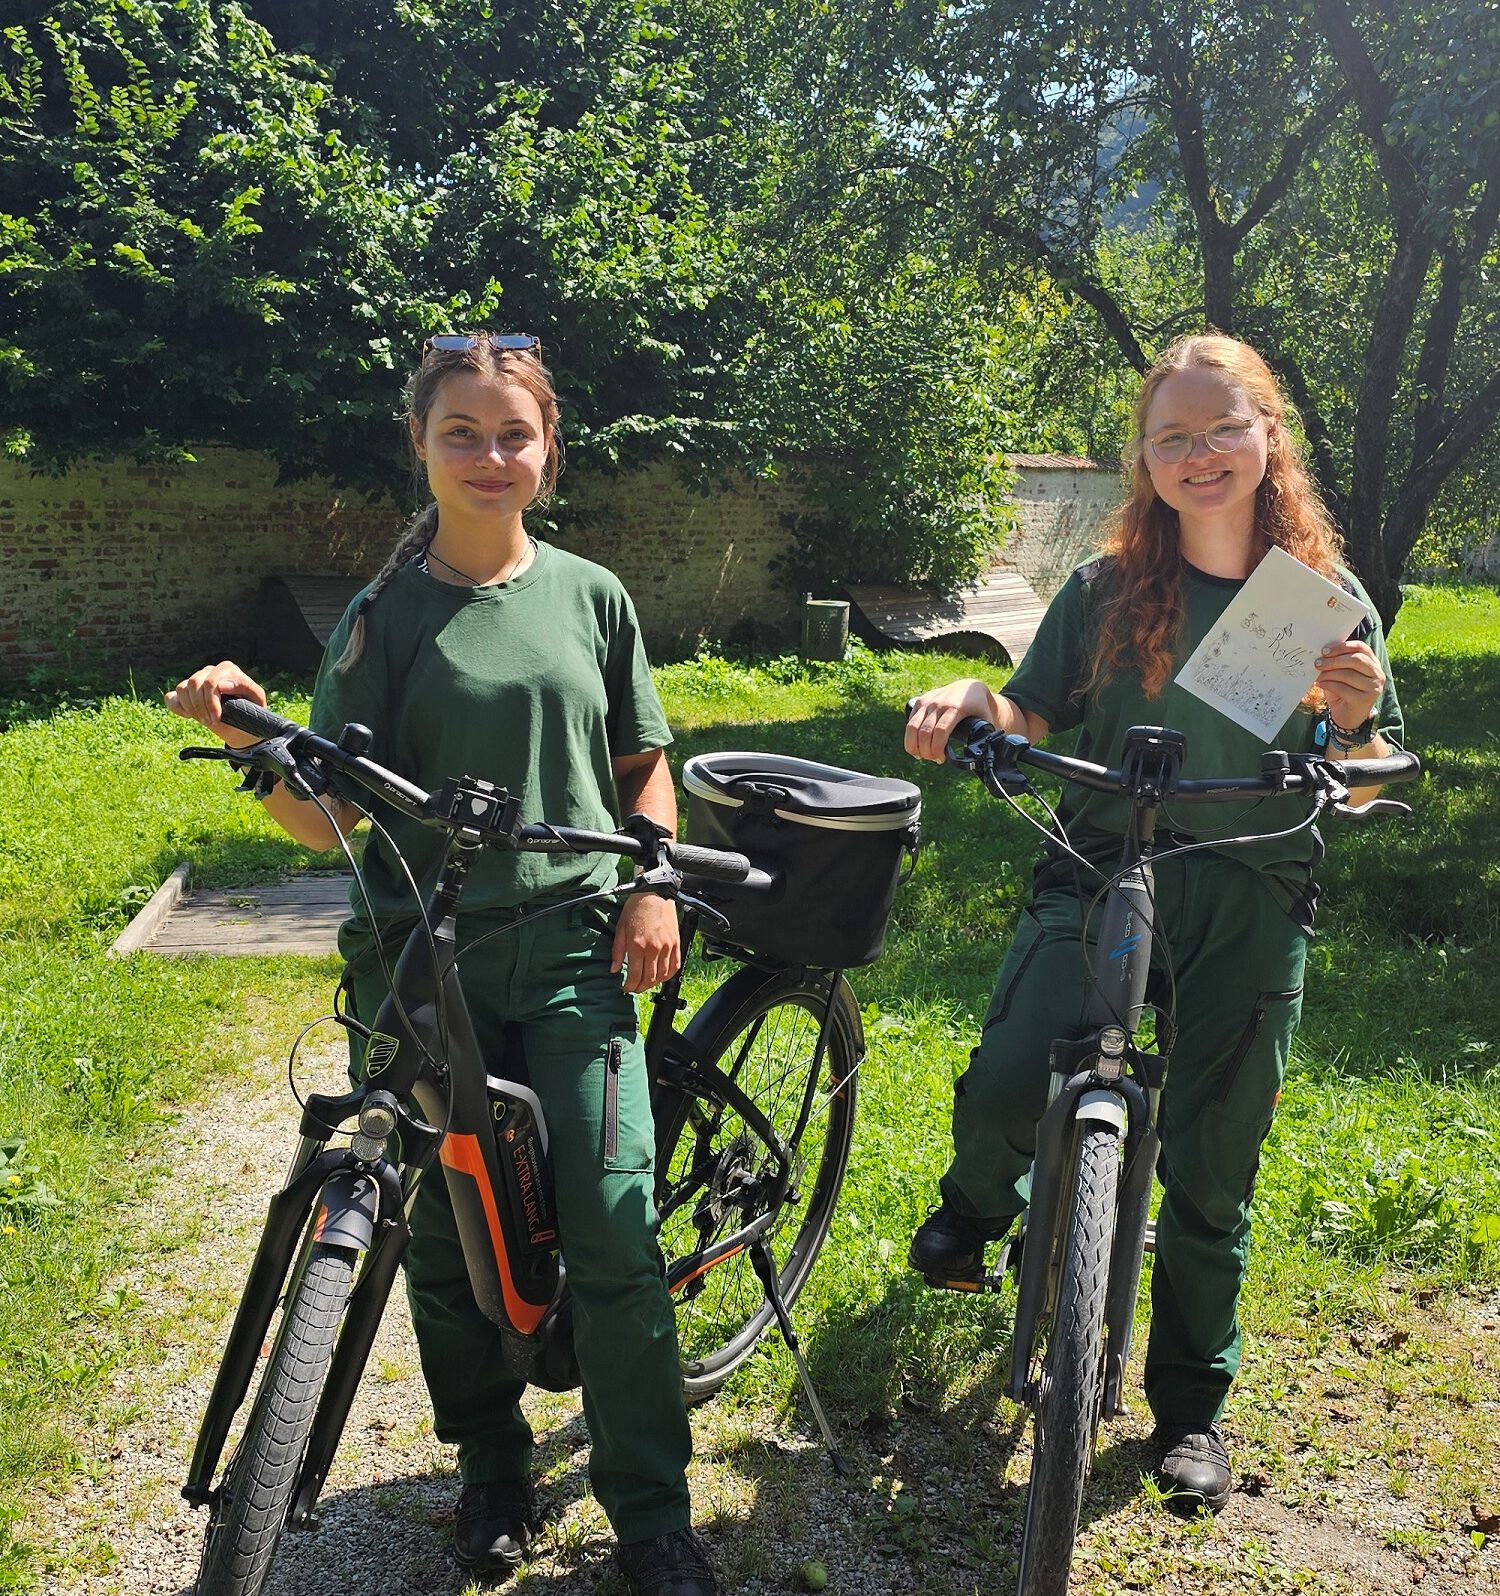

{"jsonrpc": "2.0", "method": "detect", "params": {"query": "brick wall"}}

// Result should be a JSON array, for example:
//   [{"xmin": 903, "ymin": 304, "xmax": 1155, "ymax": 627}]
[
  {"xmin": 0, "ymin": 449, "xmax": 1117, "ymax": 687},
  {"xmin": 0, "ymin": 451, "xmax": 402, "ymax": 686},
  {"xmin": 998, "ymin": 455, "xmax": 1124, "ymax": 600},
  {"xmin": 0, "ymin": 450, "xmax": 805, "ymax": 686},
  {"xmin": 548, "ymin": 458, "xmax": 802, "ymax": 654}
]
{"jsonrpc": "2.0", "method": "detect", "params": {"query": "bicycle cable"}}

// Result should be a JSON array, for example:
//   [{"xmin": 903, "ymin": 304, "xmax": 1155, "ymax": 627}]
[{"xmin": 286, "ymin": 781, "xmax": 457, "ymax": 1204}]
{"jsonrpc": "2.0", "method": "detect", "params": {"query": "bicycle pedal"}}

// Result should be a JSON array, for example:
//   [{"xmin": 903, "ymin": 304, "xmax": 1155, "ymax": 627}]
[{"xmin": 921, "ymin": 1272, "xmax": 985, "ymax": 1293}]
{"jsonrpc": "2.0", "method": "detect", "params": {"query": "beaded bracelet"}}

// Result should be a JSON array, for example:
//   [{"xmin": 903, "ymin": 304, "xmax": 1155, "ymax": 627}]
[{"xmin": 1326, "ymin": 714, "xmax": 1375, "ymax": 752}]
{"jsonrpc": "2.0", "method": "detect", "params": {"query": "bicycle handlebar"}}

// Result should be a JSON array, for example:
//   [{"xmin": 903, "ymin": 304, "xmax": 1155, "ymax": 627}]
[
  {"xmin": 207, "ymin": 697, "xmax": 757, "ymax": 885},
  {"xmin": 940, "ymin": 713, "xmax": 1422, "ymax": 803}
]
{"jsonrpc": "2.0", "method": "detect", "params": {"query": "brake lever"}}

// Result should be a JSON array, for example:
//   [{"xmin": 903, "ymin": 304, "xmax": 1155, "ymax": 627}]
[
  {"xmin": 973, "ymin": 731, "xmax": 1032, "ymax": 798},
  {"xmin": 676, "ymin": 893, "xmax": 733, "ymax": 935},
  {"xmin": 177, "ymin": 736, "xmax": 330, "ymax": 801},
  {"xmin": 1333, "ymin": 798, "xmax": 1414, "ymax": 821},
  {"xmin": 619, "ymin": 811, "xmax": 681, "ymax": 900}
]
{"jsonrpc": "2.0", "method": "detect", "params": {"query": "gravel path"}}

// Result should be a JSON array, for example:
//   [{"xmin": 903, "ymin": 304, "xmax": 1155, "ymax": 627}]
[{"xmin": 19, "ymin": 1039, "xmax": 1500, "ymax": 1596}]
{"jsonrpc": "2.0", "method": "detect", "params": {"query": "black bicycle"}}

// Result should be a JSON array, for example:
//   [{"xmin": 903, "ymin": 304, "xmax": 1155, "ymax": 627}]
[
  {"xmin": 940, "ymin": 718, "xmax": 1421, "ymax": 1596},
  {"xmin": 177, "ymin": 699, "xmax": 919, "ymax": 1596}
]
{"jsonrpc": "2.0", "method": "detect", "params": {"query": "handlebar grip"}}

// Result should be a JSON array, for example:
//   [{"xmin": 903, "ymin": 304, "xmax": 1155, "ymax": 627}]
[
  {"xmin": 218, "ymin": 696, "xmax": 304, "ymax": 742},
  {"xmin": 1333, "ymin": 750, "xmax": 1423, "ymax": 785},
  {"xmin": 668, "ymin": 841, "xmax": 754, "ymax": 883}
]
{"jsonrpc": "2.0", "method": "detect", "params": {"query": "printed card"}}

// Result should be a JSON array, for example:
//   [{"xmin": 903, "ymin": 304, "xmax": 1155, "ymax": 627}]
[{"xmin": 1175, "ymin": 546, "xmax": 1370, "ymax": 740}]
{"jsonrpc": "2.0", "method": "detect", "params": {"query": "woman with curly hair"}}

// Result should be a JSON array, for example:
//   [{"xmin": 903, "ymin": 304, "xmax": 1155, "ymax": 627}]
[{"xmin": 902, "ymin": 332, "xmax": 1403, "ymax": 1512}]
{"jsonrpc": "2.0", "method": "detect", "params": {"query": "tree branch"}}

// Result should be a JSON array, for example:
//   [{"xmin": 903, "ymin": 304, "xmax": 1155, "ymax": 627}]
[
  {"xmin": 1412, "ymin": 177, "xmax": 1500, "ymax": 461},
  {"xmin": 1227, "ymin": 87, "xmax": 1351, "ymax": 245},
  {"xmin": 986, "ymin": 214, "xmax": 1149, "ymax": 373},
  {"xmin": 1310, "ymin": 0, "xmax": 1423, "ymax": 228},
  {"xmin": 1146, "ymin": 17, "xmax": 1234, "ymax": 329},
  {"xmin": 1240, "ymin": 311, "xmax": 1350, "ymax": 527}
]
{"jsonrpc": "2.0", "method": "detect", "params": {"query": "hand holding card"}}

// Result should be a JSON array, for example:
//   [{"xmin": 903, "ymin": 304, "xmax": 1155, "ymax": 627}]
[{"xmin": 1175, "ymin": 546, "xmax": 1370, "ymax": 740}]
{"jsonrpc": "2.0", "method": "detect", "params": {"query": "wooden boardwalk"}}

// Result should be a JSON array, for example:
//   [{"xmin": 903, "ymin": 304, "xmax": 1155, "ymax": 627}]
[
  {"xmin": 133, "ymin": 874, "xmax": 349, "ymax": 957},
  {"xmin": 845, "ymin": 568, "xmax": 1048, "ymax": 666}
]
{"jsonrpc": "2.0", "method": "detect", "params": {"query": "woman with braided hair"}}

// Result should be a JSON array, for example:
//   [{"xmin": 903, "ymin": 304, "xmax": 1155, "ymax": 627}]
[{"xmin": 167, "ymin": 334, "xmax": 719, "ymax": 1595}]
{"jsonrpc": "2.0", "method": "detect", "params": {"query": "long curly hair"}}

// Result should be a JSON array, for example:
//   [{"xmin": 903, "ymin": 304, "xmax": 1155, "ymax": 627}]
[
  {"xmin": 1089, "ymin": 333, "xmax": 1345, "ymax": 699},
  {"xmin": 335, "ymin": 337, "xmax": 563, "ymax": 672}
]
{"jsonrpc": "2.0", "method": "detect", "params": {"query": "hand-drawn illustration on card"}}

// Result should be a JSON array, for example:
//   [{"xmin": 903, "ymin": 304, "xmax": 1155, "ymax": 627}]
[{"xmin": 1175, "ymin": 547, "xmax": 1370, "ymax": 740}]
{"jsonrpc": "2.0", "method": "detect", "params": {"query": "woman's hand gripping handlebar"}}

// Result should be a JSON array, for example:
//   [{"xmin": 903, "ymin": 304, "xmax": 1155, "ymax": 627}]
[{"xmin": 188, "ymin": 696, "xmax": 762, "ymax": 885}]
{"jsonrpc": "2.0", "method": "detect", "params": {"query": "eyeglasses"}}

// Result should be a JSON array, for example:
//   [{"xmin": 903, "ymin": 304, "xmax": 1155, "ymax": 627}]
[
  {"xmin": 424, "ymin": 333, "xmax": 541, "ymax": 357},
  {"xmin": 1146, "ymin": 419, "xmax": 1257, "ymax": 464}
]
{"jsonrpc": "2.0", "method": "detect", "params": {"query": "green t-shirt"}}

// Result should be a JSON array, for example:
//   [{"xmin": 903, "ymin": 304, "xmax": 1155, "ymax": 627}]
[
  {"xmin": 1002, "ymin": 555, "xmax": 1404, "ymax": 923},
  {"xmin": 309, "ymin": 540, "xmax": 671, "ymax": 925}
]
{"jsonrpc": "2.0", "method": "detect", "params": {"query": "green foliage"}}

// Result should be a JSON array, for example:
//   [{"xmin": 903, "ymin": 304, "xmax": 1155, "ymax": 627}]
[
  {"xmin": 0, "ymin": 0, "xmax": 732, "ymax": 488},
  {"xmin": 753, "ymin": 271, "xmax": 1021, "ymax": 592},
  {"xmin": 1293, "ymin": 1138, "xmax": 1491, "ymax": 1268},
  {"xmin": 0, "ymin": 1137, "xmax": 62, "ymax": 1219},
  {"xmin": 721, "ymin": 0, "xmax": 1500, "ymax": 616}
]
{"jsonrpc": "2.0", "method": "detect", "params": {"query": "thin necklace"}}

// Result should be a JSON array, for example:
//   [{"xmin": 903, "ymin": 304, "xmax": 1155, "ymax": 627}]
[{"xmin": 426, "ymin": 537, "xmax": 534, "ymax": 587}]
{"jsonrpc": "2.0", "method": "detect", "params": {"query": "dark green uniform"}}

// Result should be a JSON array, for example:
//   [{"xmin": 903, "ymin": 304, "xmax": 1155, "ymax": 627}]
[
  {"xmin": 943, "ymin": 555, "xmax": 1403, "ymax": 1425},
  {"xmin": 311, "ymin": 543, "xmax": 694, "ymax": 1542}
]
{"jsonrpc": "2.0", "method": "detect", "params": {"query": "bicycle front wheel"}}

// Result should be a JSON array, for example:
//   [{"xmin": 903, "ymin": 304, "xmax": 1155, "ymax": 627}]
[
  {"xmin": 1016, "ymin": 1122, "xmax": 1121, "ymax": 1596},
  {"xmin": 196, "ymin": 1241, "xmax": 356, "ymax": 1596},
  {"xmin": 655, "ymin": 967, "xmax": 861, "ymax": 1400}
]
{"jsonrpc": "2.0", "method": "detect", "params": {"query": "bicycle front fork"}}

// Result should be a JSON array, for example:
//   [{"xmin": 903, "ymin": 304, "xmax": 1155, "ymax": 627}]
[{"xmin": 1003, "ymin": 1070, "xmax": 1157, "ymax": 1414}]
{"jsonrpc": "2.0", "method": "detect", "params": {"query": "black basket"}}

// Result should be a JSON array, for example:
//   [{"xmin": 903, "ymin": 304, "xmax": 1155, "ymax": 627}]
[{"xmin": 681, "ymin": 752, "xmax": 922, "ymax": 968}]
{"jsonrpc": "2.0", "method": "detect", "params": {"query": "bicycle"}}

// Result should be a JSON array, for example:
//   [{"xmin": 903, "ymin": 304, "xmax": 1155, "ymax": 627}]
[
  {"xmin": 936, "ymin": 716, "xmax": 1422, "ymax": 1596},
  {"xmin": 177, "ymin": 698, "xmax": 919, "ymax": 1596}
]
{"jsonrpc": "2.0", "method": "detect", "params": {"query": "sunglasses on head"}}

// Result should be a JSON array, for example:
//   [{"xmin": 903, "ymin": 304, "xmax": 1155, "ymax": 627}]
[{"xmin": 424, "ymin": 333, "xmax": 542, "ymax": 357}]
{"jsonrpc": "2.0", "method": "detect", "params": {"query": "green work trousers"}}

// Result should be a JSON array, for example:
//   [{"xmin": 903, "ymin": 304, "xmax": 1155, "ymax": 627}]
[
  {"xmin": 942, "ymin": 850, "xmax": 1307, "ymax": 1426},
  {"xmin": 344, "ymin": 898, "xmax": 693, "ymax": 1543}
]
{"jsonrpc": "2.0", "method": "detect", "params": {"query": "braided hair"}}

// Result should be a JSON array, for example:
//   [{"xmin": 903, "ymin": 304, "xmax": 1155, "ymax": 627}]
[{"xmin": 335, "ymin": 337, "xmax": 563, "ymax": 672}]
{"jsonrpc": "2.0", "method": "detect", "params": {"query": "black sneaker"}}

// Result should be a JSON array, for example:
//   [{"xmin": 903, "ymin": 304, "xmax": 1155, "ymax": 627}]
[
  {"xmin": 907, "ymin": 1202, "xmax": 992, "ymax": 1290},
  {"xmin": 616, "ymin": 1526, "xmax": 719, "ymax": 1596},
  {"xmin": 453, "ymin": 1481, "xmax": 533, "ymax": 1575},
  {"xmin": 1152, "ymin": 1424, "xmax": 1233, "ymax": 1513}
]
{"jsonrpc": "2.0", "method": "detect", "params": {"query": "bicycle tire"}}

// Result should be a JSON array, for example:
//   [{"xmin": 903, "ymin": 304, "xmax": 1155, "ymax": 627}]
[
  {"xmin": 196, "ymin": 1241, "xmax": 357, "ymax": 1596},
  {"xmin": 1015, "ymin": 1122, "xmax": 1120, "ymax": 1596},
  {"xmin": 655, "ymin": 968, "xmax": 860, "ymax": 1400}
]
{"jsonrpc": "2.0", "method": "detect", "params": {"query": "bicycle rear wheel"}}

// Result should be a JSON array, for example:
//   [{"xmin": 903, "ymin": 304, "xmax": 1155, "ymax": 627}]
[
  {"xmin": 655, "ymin": 966, "xmax": 860, "ymax": 1400},
  {"xmin": 196, "ymin": 1240, "xmax": 356, "ymax": 1596},
  {"xmin": 1015, "ymin": 1122, "xmax": 1120, "ymax": 1596}
]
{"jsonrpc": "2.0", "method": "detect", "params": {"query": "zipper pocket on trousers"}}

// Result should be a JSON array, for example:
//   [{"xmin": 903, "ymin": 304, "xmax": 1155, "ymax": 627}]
[
  {"xmin": 1214, "ymin": 1008, "xmax": 1267, "ymax": 1103},
  {"xmin": 603, "ymin": 1036, "xmax": 622, "ymax": 1162},
  {"xmin": 1213, "ymin": 987, "xmax": 1301, "ymax": 1103}
]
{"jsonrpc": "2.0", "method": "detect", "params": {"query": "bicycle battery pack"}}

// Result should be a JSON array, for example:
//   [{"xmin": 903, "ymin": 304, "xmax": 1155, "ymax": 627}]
[{"xmin": 364, "ymin": 935, "xmax": 562, "ymax": 1338}]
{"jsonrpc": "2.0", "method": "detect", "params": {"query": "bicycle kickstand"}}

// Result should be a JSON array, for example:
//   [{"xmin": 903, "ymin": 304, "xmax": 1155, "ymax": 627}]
[{"xmin": 747, "ymin": 1239, "xmax": 850, "ymax": 1477}]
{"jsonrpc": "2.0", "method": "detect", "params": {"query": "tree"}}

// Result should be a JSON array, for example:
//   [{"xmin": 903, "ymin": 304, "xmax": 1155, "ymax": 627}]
[
  {"xmin": 900, "ymin": 0, "xmax": 1500, "ymax": 623},
  {"xmin": 0, "ymin": 0, "xmax": 732, "ymax": 489}
]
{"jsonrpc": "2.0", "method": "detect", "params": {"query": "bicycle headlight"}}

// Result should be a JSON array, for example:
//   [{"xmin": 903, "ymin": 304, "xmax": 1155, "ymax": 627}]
[
  {"xmin": 352, "ymin": 1095, "xmax": 398, "ymax": 1160},
  {"xmin": 358, "ymin": 1098, "xmax": 398, "ymax": 1140}
]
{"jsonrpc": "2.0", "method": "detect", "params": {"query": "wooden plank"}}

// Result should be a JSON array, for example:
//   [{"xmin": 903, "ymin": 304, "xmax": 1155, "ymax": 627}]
[
  {"xmin": 108, "ymin": 861, "xmax": 191, "ymax": 957},
  {"xmin": 149, "ymin": 876, "xmax": 351, "ymax": 958},
  {"xmin": 847, "ymin": 567, "xmax": 1047, "ymax": 666}
]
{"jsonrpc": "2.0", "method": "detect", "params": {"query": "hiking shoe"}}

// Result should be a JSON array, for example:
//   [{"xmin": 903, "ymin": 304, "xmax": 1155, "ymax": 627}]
[
  {"xmin": 1152, "ymin": 1424, "xmax": 1233, "ymax": 1513},
  {"xmin": 907, "ymin": 1202, "xmax": 992, "ymax": 1290},
  {"xmin": 454, "ymin": 1481, "xmax": 533, "ymax": 1574},
  {"xmin": 616, "ymin": 1526, "xmax": 719, "ymax": 1596}
]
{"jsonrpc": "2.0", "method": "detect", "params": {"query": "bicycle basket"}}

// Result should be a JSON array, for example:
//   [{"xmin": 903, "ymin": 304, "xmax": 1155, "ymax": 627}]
[{"xmin": 681, "ymin": 751, "xmax": 921, "ymax": 968}]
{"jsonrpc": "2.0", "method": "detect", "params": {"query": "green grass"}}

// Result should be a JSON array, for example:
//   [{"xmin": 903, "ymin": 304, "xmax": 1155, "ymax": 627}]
[{"xmin": 2, "ymin": 588, "xmax": 1499, "ymax": 1587}]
